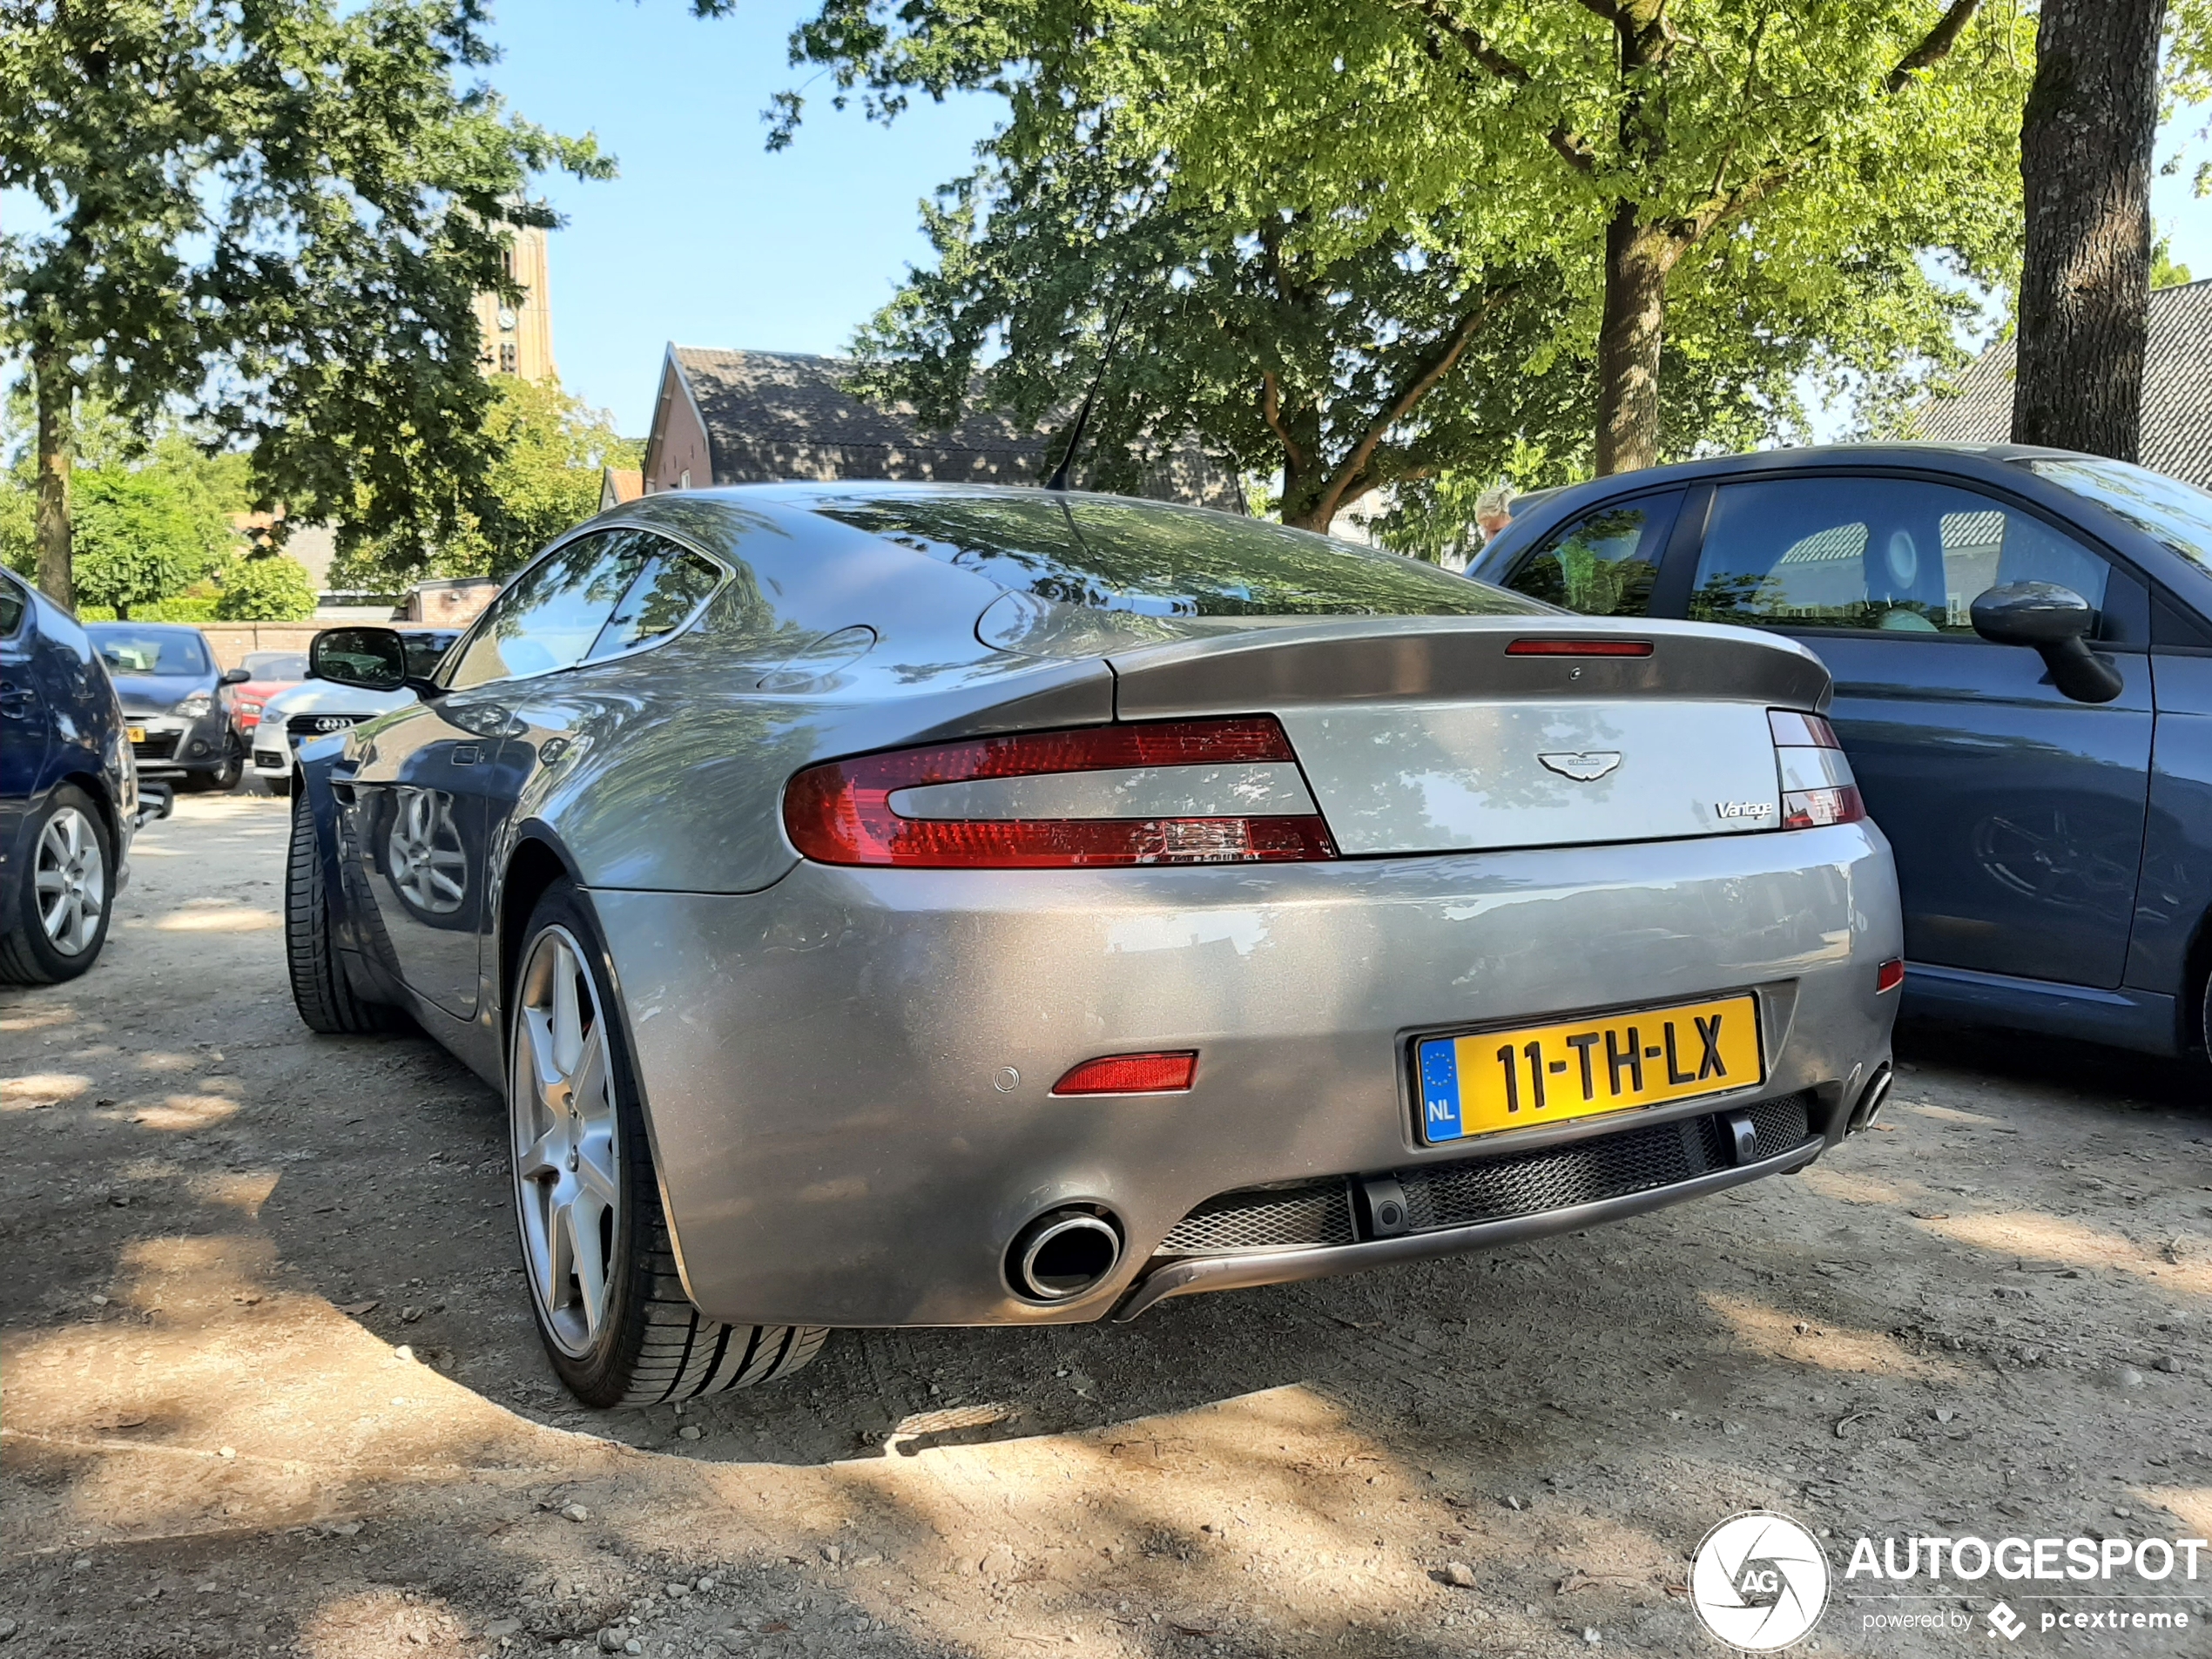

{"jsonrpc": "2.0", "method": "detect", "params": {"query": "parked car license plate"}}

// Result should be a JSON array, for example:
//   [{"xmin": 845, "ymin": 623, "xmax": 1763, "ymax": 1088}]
[
  {"xmin": 126, "ymin": 726, "xmax": 145, "ymax": 744},
  {"xmin": 1416, "ymin": 994, "xmax": 1764, "ymax": 1144}
]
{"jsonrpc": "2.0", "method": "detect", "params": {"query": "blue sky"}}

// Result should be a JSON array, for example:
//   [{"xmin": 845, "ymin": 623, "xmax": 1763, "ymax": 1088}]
[{"xmin": 485, "ymin": 1, "xmax": 999, "ymax": 436}]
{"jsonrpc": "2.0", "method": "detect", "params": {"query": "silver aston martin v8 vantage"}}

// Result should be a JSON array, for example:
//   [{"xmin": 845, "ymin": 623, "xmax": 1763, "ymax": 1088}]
[{"xmin": 286, "ymin": 484, "xmax": 1903, "ymax": 1409}]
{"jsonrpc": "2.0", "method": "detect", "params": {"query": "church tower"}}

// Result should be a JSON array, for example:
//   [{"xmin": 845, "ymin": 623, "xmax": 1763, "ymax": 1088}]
[{"xmin": 475, "ymin": 222, "xmax": 556, "ymax": 383}]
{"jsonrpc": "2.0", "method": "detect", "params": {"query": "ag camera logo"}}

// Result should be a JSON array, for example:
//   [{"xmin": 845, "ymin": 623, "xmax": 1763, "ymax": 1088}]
[{"xmin": 1691, "ymin": 1510, "xmax": 1830, "ymax": 1650}]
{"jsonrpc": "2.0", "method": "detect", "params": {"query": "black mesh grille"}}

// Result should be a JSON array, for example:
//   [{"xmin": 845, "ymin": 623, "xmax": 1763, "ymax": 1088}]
[
  {"xmin": 1157, "ymin": 1180, "xmax": 1356, "ymax": 1255},
  {"xmin": 1152, "ymin": 1093, "xmax": 1816, "ymax": 1256},
  {"xmin": 130, "ymin": 731, "xmax": 179, "ymax": 760}
]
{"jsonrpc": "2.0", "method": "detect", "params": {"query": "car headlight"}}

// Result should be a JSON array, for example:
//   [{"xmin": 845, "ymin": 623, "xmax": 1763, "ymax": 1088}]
[{"xmin": 178, "ymin": 691, "xmax": 212, "ymax": 719}]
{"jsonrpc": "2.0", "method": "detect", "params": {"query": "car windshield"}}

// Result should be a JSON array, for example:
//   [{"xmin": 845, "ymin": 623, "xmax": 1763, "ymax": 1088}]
[
  {"xmin": 810, "ymin": 491, "xmax": 1537, "ymax": 617},
  {"xmin": 2028, "ymin": 457, "xmax": 2212, "ymax": 570},
  {"xmin": 88, "ymin": 626, "xmax": 209, "ymax": 677},
  {"xmin": 243, "ymin": 652, "xmax": 308, "ymax": 680},
  {"xmin": 402, "ymin": 631, "xmax": 461, "ymax": 680}
]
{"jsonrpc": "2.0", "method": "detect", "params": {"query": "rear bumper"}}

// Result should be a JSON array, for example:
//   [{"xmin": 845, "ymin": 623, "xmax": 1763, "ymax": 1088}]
[{"xmin": 588, "ymin": 821, "xmax": 1900, "ymax": 1329}]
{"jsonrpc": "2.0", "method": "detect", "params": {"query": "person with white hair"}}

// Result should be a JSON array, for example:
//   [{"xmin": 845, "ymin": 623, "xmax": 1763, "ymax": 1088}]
[{"xmin": 1475, "ymin": 484, "xmax": 1516, "ymax": 544}]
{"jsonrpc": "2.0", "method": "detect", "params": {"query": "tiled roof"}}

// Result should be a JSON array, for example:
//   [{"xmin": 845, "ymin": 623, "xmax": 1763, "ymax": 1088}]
[
  {"xmin": 668, "ymin": 347, "xmax": 1243, "ymax": 510},
  {"xmin": 1916, "ymin": 280, "xmax": 2212, "ymax": 488}
]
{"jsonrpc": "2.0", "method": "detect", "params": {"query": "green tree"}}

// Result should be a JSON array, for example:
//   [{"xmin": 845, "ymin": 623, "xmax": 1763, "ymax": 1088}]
[
  {"xmin": 330, "ymin": 376, "xmax": 639, "ymax": 587},
  {"xmin": 766, "ymin": 0, "xmax": 2032, "ymax": 478},
  {"xmin": 0, "ymin": 1, "xmax": 610, "ymax": 608},
  {"xmin": 69, "ymin": 469, "xmax": 220, "ymax": 618},
  {"xmin": 215, "ymin": 553, "xmax": 318, "ymax": 621}
]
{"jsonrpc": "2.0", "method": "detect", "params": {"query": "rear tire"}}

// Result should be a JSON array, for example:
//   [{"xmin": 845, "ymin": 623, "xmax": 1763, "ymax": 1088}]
[
  {"xmin": 0, "ymin": 786, "xmax": 115, "ymax": 986},
  {"xmin": 509, "ymin": 880, "xmax": 827, "ymax": 1408},
  {"xmin": 285, "ymin": 791, "xmax": 408, "ymax": 1035}
]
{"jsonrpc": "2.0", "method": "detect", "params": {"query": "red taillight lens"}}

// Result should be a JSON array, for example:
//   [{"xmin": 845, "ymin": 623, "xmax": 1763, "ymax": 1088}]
[
  {"xmin": 782, "ymin": 718, "xmax": 1338, "ymax": 868},
  {"xmin": 1769, "ymin": 710, "xmax": 1841, "ymax": 748},
  {"xmin": 1782, "ymin": 785, "xmax": 1865, "ymax": 829},
  {"xmin": 1053, "ymin": 1052, "xmax": 1197, "ymax": 1096},
  {"xmin": 1876, "ymin": 958, "xmax": 1905, "ymax": 994},
  {"xmin": 1505, "ymin": 637, "xmax": 1654, "ymax": 658}
]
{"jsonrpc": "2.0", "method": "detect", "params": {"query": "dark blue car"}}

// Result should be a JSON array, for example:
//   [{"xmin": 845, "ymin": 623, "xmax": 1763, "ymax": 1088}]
[
  {"xmin": 1468, "ymin": 444, "xmax": 2212, "ymax": 1060},
  {"xmin": 0, "ymin": 568, "xmax": 139, "ymax": 983}
]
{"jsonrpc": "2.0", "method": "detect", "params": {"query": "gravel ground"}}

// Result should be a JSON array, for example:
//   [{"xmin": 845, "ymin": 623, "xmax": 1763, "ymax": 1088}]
[{"xmin": 4, "ymin": 790, "xmax": 2211, "ymax": 1657}]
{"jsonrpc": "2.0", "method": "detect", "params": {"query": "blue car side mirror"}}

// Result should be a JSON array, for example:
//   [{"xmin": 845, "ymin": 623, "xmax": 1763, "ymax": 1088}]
[{"xmin": 1970, "ymin": 582, "xmax": 2123, "ymax": 705}]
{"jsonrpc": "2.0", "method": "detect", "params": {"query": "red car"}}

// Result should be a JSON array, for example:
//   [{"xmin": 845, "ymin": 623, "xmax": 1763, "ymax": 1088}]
[{"xmin": 228, "ymin": 650, "xmax": 308, "ymax": 737}]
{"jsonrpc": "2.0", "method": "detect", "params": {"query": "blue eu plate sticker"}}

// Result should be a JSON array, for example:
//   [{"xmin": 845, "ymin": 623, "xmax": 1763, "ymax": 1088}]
[{"xmin": 1419, "ymin": 1037, "xmax": 1463, "ymax": 1142}]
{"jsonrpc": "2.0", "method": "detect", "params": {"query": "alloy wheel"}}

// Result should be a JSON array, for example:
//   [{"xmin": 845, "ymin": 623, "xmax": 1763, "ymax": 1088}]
[
  {"xmin": 510, "ymin": 925, "xmax": 622, "ymax": 1358},
  {"xmin": 34, "ymin": 806, "xmax": 105, "ymax": 956}
]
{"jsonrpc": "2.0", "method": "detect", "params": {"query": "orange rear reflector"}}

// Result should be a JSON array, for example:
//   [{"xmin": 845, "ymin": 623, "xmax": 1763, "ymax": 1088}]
[{"xmin": 1052, "ymin": 1052, "xmax": 1197, "ymax": 1096}]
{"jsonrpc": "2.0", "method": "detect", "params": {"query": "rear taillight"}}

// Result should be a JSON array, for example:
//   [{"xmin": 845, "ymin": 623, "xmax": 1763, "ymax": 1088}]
[
  {"xmin": 1770, "ymin": 708, "xmax": 1865, "ymax": 829},
  {"xmin": 782, "ymin": 717, "xmax": 1338, "ymax": 868}
]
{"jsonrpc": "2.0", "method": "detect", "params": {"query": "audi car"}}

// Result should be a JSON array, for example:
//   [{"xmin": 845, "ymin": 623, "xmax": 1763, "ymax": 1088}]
[
  {"xmin": 285, "ymin": 484, "xmax": 1903, "ymax": 1410},
  {"xmin": 250, "ymin": 627, "xmax": 462, "ymax": 797}
]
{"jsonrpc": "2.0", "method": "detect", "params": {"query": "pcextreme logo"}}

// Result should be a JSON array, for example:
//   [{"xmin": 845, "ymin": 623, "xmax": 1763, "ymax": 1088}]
[{"xmin": 1690, "ymin": 1510, "xmax": 1831, "ymax": 1650}]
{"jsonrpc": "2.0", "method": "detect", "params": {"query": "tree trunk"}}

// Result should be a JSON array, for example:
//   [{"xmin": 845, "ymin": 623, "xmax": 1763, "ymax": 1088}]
[
  {"xmin": 33, "ymin": 352, "xmax": 75, "ymax": 610},
  {"xmin": 2011, "ymin": 0, "xmax": 2166, "ymax": 459},
  {"xmin": 1593, "ymin": 210, "xmax": 1678, "ymax": 475}
]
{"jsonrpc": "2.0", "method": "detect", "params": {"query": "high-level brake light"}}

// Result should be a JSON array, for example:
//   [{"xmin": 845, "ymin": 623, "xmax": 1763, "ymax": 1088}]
[
  {"xmin": 1505, "ymin": 637, "xmax": 1654, "ymax": 658},
  {"xmin": 782, "ymin": 717, "xmax": 1338, "ymax": 868}
]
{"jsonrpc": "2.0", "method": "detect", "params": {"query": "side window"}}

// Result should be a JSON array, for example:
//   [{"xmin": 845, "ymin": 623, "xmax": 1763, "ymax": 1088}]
[
  {"xmin": 446, "ymin": 532, "xmax": 653, "ymax": 690},
  {"xmin": 1689, "ymin": 476, "xmax": 2112, "ymax": 637},
  {"xmin": 585, "ymin": 537, "xmax": 724, "ymax": 661},
  {"xmin": 1503, "ymin": 492, "xmax": 1682, "ymax": 617},
  {"xmin": 0, "ymin": 575, "xmax": 27, "ymax": 637}
]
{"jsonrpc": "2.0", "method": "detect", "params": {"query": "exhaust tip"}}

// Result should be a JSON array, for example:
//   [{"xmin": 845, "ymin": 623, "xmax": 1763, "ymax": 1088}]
[
  {"xmin": 1849, "ymin": 1065, "xmax": 1894, "ymax": 1134},
  {"xmin": 1009, "ymin": 1209, "xmax": 1123, "ymax": 1302}
]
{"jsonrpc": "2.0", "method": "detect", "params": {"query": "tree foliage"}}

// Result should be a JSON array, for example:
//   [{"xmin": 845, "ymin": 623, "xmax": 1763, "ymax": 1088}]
[
  {"xmin": 69, "ymin": 469, "xmax": 221, "ymax": 618},
  {"xmin": 330, "ymin": 376, "xmax": 639, "ymax": 588},
  {"xmin": 0, "ymin": 0, "xmax": 610, "ymax": 604},
  {"xmin": 765, "ymin": 0, "xmax": 2033, "ymax": 489},
  {"xmin": 215, "ymin": 552, "xmax": 318, "ymax": 621}
]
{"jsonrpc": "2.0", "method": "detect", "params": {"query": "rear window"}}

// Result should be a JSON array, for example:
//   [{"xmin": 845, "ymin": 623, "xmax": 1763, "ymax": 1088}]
[
  {"xmin": 88, "ymin": 625, "xmax": 210, "ymax": 677},
  {"xmin": 811, "ymin": 491, "xmax": 1539, "ymax": 618}
]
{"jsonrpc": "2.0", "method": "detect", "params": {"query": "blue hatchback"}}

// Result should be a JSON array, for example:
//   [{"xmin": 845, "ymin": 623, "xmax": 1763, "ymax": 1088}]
[
  {"xmin": 0, "ymin": 568, "xmax": 138, "ymax": 983},
  {"xmin": 1468, "ymin": 444, "xmax": 2212, "ymax": 1059}
]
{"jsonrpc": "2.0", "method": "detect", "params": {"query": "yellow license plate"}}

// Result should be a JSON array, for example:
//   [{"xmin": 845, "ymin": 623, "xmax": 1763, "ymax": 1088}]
[
  {"xmin": 127, "ymin": 726, "xmax": 145, "ymax": 744},
  {"xmin": 1416, "ymin": 995, "xmax": 1764, "ymax": 1143}
]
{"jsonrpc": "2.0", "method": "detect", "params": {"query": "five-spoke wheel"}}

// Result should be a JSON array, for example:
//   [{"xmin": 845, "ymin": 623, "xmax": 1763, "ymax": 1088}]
[
  {"xmin": 506, "ymin": 881, "xmax": 827, "ymax": 1407},
  {"xmin": 1, "ymin": 786, "xmax": 115, "ymax": 985},
  {"xmin": 512, "ymin": 924, "xmax": 624, "ymax": 1357}
]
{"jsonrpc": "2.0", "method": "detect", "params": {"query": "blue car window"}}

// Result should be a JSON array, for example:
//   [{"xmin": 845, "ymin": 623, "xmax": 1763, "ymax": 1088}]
[
  {"xmin": 1501, "ymin": 492, "xmax": 1682, "ymax": 617},
  {"xmin": 1689, "ymin": 477, "xmax": 2109, "ymax": 635},
  {"xmin": 2029, "ymin": 456, "xmax": 2212, "ymax": 570},
  {"xmin": 447, "ymin": 533, "xmax": 653, "ymax": 690},
  {"xmin": 0, "ymin": 576, "xmax": 24, "ymax": 637}
]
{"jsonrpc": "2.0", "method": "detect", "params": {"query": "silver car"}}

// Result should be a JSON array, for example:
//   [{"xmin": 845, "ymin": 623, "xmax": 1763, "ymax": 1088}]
[{"xmin": 287, "ymin": 485, "xmax": 1903, "ymax": 1409}]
